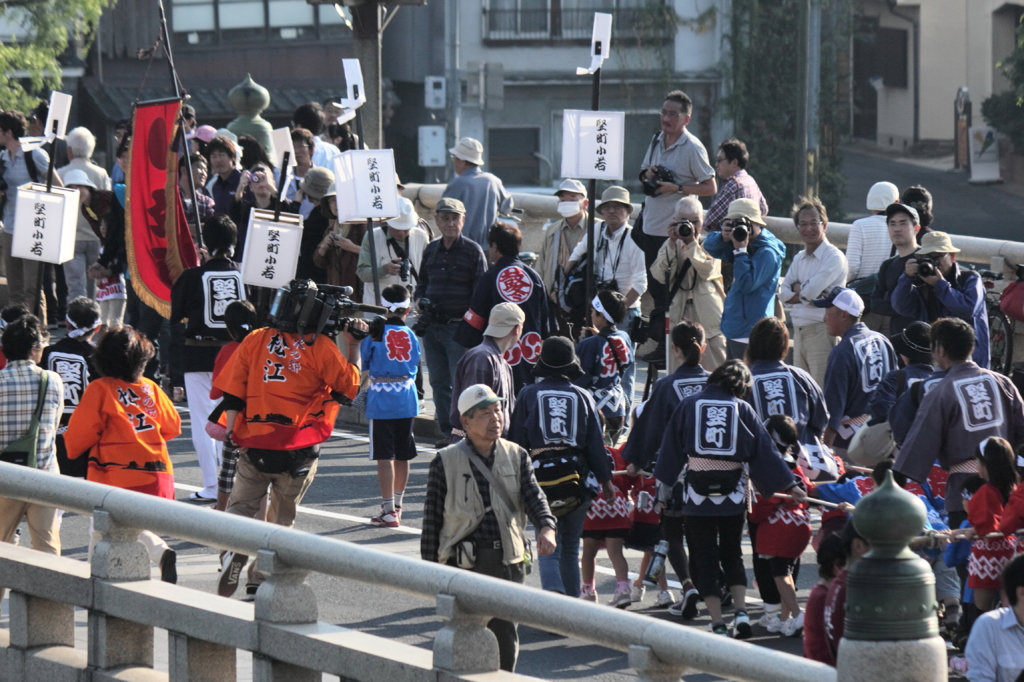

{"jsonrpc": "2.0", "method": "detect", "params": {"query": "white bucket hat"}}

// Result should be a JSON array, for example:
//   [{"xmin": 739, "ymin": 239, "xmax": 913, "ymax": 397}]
[
  {"xmin": 449, "ymin": 137, "xmax": 484, "ymax": 165},
  {"xmin": 386, "ymin": 197, "xmax": 418, "ymax": 231}
]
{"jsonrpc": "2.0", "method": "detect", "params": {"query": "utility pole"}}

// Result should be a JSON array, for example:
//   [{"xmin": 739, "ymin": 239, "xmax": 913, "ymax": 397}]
[
  {"xmin": 795, "ymin": 0, "xmax": 821, "ymax": 198},
  {"xmin": 794, "ymin": 0, "xmax": 809, "ymax": 198}
]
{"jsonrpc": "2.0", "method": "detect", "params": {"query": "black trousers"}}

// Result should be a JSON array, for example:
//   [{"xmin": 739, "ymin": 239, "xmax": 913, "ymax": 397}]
[
  {"xmin": 642, "ymin": 234, "xmax": 669, "ymax": 336},
  {"xmin": 465, "ymin": 548, "xmax": 526, "ymax": 672},
  {"xmin": 684, "ymin": 513, "xmax": 747, "ymax": 599}
]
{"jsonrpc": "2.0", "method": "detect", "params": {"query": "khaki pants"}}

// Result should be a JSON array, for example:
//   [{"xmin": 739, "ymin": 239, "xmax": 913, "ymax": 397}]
[
  {"xmin": 793, "ymin": 322, "xmax": 837, "ymax": 388},
  {"xmin": 666, "ymin": 301, "xmax": 727, "ymax": 373},
  {"xmin": 0, "ymin": 495, "xmax": 60, "ymax": 555},
  {"xmin": 2, "ymin": 231, "xmax": 45, "ymax": 320}
]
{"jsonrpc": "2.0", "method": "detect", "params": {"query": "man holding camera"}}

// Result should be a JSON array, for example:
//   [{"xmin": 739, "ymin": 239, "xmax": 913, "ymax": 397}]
[
  {"xmin": 356, "ymin": 197, "xmax": 429, "ymax": 303},
  {"xmin": 703, "ymin": 199, "xmax": 785, "ymax": 360},
  {"xmin": 536, "ymin": 179, "xmax": 589, "ymax": 336},
  {"xmin": 455, "ymin": 222, "xmax": 552, "ymax": 393},
  {"xmin": 703, "ymin": 138, "xmax": 768, "ymax": 234},
  {"xmin": 215, "ymin": 280, "xmax": 367, "ymax": 598},
  {"xmin": 565, "ymin": 186, "xmax": 647, "ymax": 323},
  {"xmin": 779, "ymin": 197, "xmax": 848, "ymax": 388},
  {"xmin": 891, "ymin": 230, "xmax": 989, "ymax": 368},
  {"xmin": 415, "ymin": 198, "xmax": 488, "ymax": 446},
  {"xmin": 871, "ymin": 203, "xmax": 925, "ymax": 339},
  {"xmin": 648, "ymin": 196, "xmax": 726, "ymax": 370},
  {"xmin": 638, "ymin": 91, "xmax": 716, "ymax": 339}
]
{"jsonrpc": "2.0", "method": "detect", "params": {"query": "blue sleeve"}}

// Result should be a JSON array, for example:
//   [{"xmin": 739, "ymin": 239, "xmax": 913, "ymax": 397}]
[
  {"xmin": 823, "ymin": 351, "xmax": 849, "ymax": 430},
  {"xmin": 891, "ymin": 273, "xmax": 926, "ymax": 319},
  {"xmin": 869, "ymin": 370, "xmax": 900, "ymax": 424},
  {"xmin": 871, "ymin": 260, "xmax": 897, "ymax": 317},
  {"xmin": 732, "ymin": 246, "xmax": 781, "ymax": 295},
  {"xmin": 583, "ymin": 394, "xmax": 612, "ymax": 482},
  {"xmin": 702, "ymin": 231, "xmax": 732, "ymax": 261},
  {"xmin": 654, "ymin": 401, "xmax": 690, "ymax": 487},
  {"xmin": 802, "ymin": 373, "xmax": 830, "ymax": 438},
  {"xmin": 507, "ymin": 387, "xmax": 531, "ymax": 449},
  {"xmin": 745, "ymin": 407, "xmax": 797, "ymax": 497},
  {"xmin": 573, "ymin": 338, "xmax": 600, "ymax": 390},
  {"xmin": 933, "ymin": 274, "xmax": 984, "ymax": 321},
  {"xmin": 814, "ymin": 480, "xmax": 864, "ymax": 505},
  {"xmin": 360, "ymin": 336, "xmax": 373, "ymax": 367}
]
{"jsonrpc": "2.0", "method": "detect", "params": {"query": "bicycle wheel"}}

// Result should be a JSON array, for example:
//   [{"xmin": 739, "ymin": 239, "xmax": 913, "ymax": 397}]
[{"xmin": 988, "ymin": 308, "xmax": 1014, "ymax": 376}]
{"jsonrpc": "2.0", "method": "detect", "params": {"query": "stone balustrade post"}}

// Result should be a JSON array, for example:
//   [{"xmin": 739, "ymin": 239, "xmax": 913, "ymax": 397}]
[
  {"xmin": 168, "ymin": 631, "xmax": 236, "ymax": 682},
  {"xmin": 628, "ymin": 645, "xmax": 688, "ymax": 682},
  {"xmin": 8, "ymin": 592, "xmax": 75, "ymax": 649},
  {"xmin": 88, "ymin": 509, "xmax": 154, "ymax": 671},
  {"xmin": 251, "ymin": 549, "xmax": 319, "ymax": 682},
  {"xmin": 432, "ymin": 593, "xmax": 500, "ymax": 673}
]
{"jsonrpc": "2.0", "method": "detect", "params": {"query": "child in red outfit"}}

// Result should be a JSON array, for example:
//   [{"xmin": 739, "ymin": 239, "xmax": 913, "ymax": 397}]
[
  {"xmin": 749, "ymin": 415, "xmax": 813, "ymax": 638},
  {"xmin": 580, "ymin": 445, "xmax": 636, "ymax": 608},
  {"xmin": 803, "ymin": 532, "xmax": 846, "ymax": 664},
  {"xmin": 967, "ymin": 437, "xmax": 1019, "ymax": 613}
]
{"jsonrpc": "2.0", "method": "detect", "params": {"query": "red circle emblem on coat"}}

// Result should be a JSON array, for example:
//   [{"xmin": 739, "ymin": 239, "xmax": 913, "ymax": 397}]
[{"xmin": 496, "ymin": 266, "xmax": 533, "ymax": 304}]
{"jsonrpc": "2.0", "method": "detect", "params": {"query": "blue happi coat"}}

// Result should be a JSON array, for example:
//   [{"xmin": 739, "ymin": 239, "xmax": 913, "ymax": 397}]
[
  {"xmin": 622, "ymin": 364, "xmax": 709, "ymax": 472},
  {"xmin": 574, "ymin": 327, "xmax": 635, "ymax": 418},
  {"xmin": 360, "ymin": 319, "xmax": 421, "ymax": 420}
]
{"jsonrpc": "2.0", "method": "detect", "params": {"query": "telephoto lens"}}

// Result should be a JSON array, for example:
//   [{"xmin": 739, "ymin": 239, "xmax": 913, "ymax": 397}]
[{"xmin": 732, "ymin": 225, "xmax": 748, "ymax": 243}]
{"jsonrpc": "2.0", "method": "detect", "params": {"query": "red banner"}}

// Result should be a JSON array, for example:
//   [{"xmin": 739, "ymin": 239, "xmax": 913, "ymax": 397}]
[{"xmin": 125, "ymin": 100, "xmax": 198, "ymax": 317}]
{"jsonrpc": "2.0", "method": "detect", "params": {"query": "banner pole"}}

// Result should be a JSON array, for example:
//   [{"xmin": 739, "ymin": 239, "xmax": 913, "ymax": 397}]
[
  {"xmin": 354, "ymin": 106, "xmax": 382, "ymax": 305},
  {"xmin": 273, "ymin": 151, "xmax": 290, "ymax": 222},
  {"xmin": 584, "ymin": 66, "xmax": 601, "ymax": 325}
]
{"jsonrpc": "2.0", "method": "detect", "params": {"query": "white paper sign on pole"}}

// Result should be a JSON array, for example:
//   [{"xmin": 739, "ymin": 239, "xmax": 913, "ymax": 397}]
[
  {"xmin": 969, "ymin": 126, "xmax": 1002, "ymax": 183},
  {"xmin": 270, "ymin": 127, "xmax": 297, "ymax": 168},
  {"xmin": 19, "ymin": 91, "xmax": 74, "ymax": 150},
  {"xmin": 332, "ymin": 149, "xmax": 400, "ymax": 223},
  {"xmin": 576, "ymin": 13, "xmax": 612, "ymax": 75},
  {"xmin": 10, "ymin": 183, "xmax": 79, "ymax": 264},
  {"xmin": 339, "ymin": 58, "xmax": 367, "ymax": 111},
  {"xmin": 560, "ymin": 110, "xmax": 625, "ymax": 180},
  {"xmin": 241, "ymin": 209, "xmax": 304, "ymax": 289}
]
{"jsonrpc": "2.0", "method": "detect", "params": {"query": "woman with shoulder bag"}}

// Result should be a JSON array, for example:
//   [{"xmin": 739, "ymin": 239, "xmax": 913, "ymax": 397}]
[
  {"xmin": 654, "ymin": 360, "xmax": 802, "ymax": 638},
  {"xmin": 574, "ymin": 290, "xmax": 635, "ymax": 445}
]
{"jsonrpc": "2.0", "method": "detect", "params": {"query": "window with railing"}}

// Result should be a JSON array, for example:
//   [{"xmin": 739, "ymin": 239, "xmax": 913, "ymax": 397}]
[
  {"xmin": 482, "ymin": 0, "xmax": 673, "ymax": 43},
  {"xmin": 170, "ymin": 0, "xmax": 346, "ymax": 46}
]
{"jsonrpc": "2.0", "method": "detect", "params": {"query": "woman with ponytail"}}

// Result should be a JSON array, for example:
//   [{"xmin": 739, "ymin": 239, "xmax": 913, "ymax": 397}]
[
  {"xmin": 655, "ymin": 359, "xmax": 801, "ymax": 638},
  {"xmin": 622, "ymin": 320, "xmax": 710, "ymax": 618}
]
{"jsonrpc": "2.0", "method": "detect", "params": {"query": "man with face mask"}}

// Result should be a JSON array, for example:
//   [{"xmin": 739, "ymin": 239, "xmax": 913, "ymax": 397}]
[{"xmin": 536, "ymin": 179, "xmax": 589, "ymax": 336}]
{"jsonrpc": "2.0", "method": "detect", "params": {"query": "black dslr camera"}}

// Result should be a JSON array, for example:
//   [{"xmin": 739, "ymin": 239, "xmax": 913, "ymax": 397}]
[
  {"xmin": 268, "ymin": 279, "xmax": 385, "ymax": 342},
  {"xmin": 411, "ymin": 298, "xmax": 446, "ymax": 337},
  {"xmin": 672, "ymin": 219, "xmax": 694, "ymax": 239},
  {"xmin": 915, "ymin": 255, "xmax": 938, "ymax": 280},
  {"xmin": 642, "ymin": 165, "xmax": 676, "ymax": 197},
  {"xmin": 730, "ymin": 217, "xmax": 752, "ymax": 244}
]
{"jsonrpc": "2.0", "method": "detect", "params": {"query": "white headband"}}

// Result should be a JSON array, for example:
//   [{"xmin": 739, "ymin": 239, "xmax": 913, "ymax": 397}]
[
  {"xmin": 66, "ymin": 314, "xmax": 100, "ymax": 339},
  {"xmin": 592, "ymin": 295, "xmax": 614, "ymax": 324},
  {"xmin": 381, "ymin": 299, "xmax": 409, "ymax": 313}
]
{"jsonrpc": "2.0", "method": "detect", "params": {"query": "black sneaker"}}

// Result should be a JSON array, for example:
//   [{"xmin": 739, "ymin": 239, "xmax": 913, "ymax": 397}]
[
  {"xmin": 638, "ymin": 345, "xmax": 666, "ymax": 363},
  {"xmin": 732, "ymin": 610, "xmax": 752, "ymax": 640},
  {"xmin": 218, "ymin": 552, "xmax": 248, "ymax": 597},
  {"xmin": 720, "ymin": 586, "xmax": 733, "ymax": 608},
  {"xmin": 160, "ymin": 549, "xmax": 177, "ymax": 584},
  {"xmin": 241, "ymin": 583, "xmax": 259, "ymax": 602}
]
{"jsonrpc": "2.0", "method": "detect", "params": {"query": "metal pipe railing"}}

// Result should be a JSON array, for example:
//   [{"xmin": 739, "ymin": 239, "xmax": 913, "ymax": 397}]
[
  {"xmin": 403, "ymin": 183, "xmax": 1022, "ymax": 267},
  {"xmin": 0, "ymin": 462, "xmax": 836, "ymax": 682}
]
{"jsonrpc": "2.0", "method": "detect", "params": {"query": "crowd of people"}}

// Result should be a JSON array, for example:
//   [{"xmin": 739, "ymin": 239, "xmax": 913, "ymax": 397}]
[{"xmin": 0, "ymin": 89, "xmax": 1022, "ymax": 679}]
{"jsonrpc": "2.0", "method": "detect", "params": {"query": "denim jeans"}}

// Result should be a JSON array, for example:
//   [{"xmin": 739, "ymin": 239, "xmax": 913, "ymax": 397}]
[
  {"xmin": 422, "ymin": 322, "xmax": 465, "ymax": 437},
  {"xmin": 537, "ymin": 497, "xmax": 591, "ymax": 597}
]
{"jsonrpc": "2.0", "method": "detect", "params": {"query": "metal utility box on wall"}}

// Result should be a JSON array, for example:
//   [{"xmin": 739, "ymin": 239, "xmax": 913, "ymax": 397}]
[
  {"xmin": 425, "ymin": 77, "xmax": 446, "ymax": 109},
  {"xmin": 419, "ymin": 125, "xmax": 446, "ymax": 167}
]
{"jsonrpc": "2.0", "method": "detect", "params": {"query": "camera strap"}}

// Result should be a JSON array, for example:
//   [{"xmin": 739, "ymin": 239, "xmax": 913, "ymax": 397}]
[
  {"xmin": 387, "ymin": 237, "xmax": 419, "ymax": 282},
  {"xmin": 599, "ymin": 228, "xmax": 628, "ymax": 282},
  {"xmin": 668, "ymin": 254, "xmax": 693, "ymax": 303}
]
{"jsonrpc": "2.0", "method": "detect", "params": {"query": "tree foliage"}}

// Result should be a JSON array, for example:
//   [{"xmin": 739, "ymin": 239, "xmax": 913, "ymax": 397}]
[
  {"xmin": 0, "ymin": 0, "xmax": 111, "ymax": 112},
  {"xmin": 982, "ymin": 18, "xmax": 1024, "ymax": 150},
  {"xmin": 723, "ymin": 0, "xmax": 848, "ymax": 220}
]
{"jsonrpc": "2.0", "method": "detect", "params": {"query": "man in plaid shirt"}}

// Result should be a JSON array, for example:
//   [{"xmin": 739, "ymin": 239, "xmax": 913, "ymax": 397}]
[
  {"xmin": 422, "ymin": 384, "xmax": 556, "ymax": 672},
  {"xmin": 0, "ymin": 315, "xmax": 65, "ymax": 555},
  {"xmin": 703, "ymin": 139, "xmax": 769, "ymax": 234}
]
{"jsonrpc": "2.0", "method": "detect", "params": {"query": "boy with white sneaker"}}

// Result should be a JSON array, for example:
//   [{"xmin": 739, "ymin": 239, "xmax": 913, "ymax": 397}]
[{"xmin": 364, "ymin": 284, "xmax": 422, "ymax": 528}]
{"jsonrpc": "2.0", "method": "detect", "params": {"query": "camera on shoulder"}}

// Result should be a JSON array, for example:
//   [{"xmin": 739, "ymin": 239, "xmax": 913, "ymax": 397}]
[{"xmin": 268, "ymin": 279, "xmax": 385, "ymax": 342}]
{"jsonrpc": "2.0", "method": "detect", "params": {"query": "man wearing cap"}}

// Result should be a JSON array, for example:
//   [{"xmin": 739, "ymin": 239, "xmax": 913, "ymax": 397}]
[
  {"xmin": 455, "ymin": 222, "xmax": 552, "ymax": 393},
  {"xmin": 892, "ymin": 230, "xmax": 989, "ymax": 369},
  {"xmin": 294, "ymin": 167, "xmax": 334, "ymax": 282},
  {"xmin": 779, "ymin": 197, "xmax": 848, "ymax": 388},
  {"xmin": 509, "ymin": 336, "xmax": 614, "ymax": 598},
  {"xmin": 871, "ymin": 202, "xmax": 924, "ymax": 339},
  {"xmin": 422, "ymin": 383, "xmax": 557, "ymax": 672},
  {"xmin": 356, "ymin": 196, "xmax": 429, "ymax": 304},
  {"xmin": 536, "ymin": 179, "xmax": 589, "ymax": 336},
  {"xmin": 703, "ymin": 198, "xmax": 786, "ymax": 360},
  {"xmin": 895, "ymin": 318, "xmax": 1024, "ymax": 531},
  {"xmin": 442, "ymin": 137, "xmax": 512, "ymax": 250},
  {"xmin": 415, "ymin": 197, "xmax": 488, "ymax": 445},
  {"xmin": 816, "ymin": 287, "xmax": 897, "ymax": 458},
  {"xmin": 565, "ymin": 186, "xmax": 647, "ymax": 321},
  {"xmin": 703, "ymin": 138, "xmax": 768, "ymax": 234},
  {"xmin": 449, "ymin": 302, "xmax": 523, "ymax": 443}
]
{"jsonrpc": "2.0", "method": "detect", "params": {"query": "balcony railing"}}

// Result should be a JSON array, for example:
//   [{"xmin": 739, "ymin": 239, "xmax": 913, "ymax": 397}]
[{"xmin": 482, "ymin": 6, "xmax": 675, "ymax": 43}]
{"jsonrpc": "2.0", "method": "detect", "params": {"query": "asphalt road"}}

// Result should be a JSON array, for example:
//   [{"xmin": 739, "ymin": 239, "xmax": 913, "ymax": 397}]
[
  {"xmin": 10, "ymin": 407, "xmax": 817, "ymax": 682},
  {"xmin": 840, "ymin": 149, "xmax": 1024, "ymax": 239}
]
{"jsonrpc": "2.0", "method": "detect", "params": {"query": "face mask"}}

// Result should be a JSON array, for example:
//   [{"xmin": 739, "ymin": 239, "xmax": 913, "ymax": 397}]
[{"xmin": 557, "ymin": 201, "xmax": 581, "ymax": 217}]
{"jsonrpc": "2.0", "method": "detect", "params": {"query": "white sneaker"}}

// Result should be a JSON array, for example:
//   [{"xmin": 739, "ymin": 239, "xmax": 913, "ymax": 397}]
[
  {"xmin": 630, "ymin": 583, "xmax": 646, "ymax": 603},
  {"xmin": 580, "ymin": 586, "xmax": 598, "ymax": 602},
  {"xmin": 759, "ymin": 611, "xmax": 784, "ymax": 633},
  {"xmin": 654, "ymin": 590, "xmax": 675, "ymax": 608},
  {"xmin": 781, "ymin": 611, "xmax": 804, "ymax": 638},
  {"xmin": 608, "ymin": 588, "xmax": 632, "ymax": 609}
]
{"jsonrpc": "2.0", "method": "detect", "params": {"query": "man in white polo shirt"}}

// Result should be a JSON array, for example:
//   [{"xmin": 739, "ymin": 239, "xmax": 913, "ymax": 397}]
[{"xmin": 779, "ymin": 197, "xmax": 848, "ymax": 388}]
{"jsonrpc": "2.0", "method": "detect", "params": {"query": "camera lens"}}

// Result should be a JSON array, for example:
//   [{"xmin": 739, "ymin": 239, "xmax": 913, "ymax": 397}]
[
  {"xmin": 677, "ymin": 221, "xmax": 693, "ymax": 238},
  {"xmin": 732, "ymin": 225, "xmax": 748, "ymax": 243}
]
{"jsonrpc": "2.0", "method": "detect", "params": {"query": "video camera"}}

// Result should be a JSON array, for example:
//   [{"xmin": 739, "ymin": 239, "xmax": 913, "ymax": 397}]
[
  {"xmin": 411, "ymin": 298, "xmax": 445, "ymax": 337},
  {"xmin": 268, "ymin": 279, "xmax": 386, "ymax": 342}
]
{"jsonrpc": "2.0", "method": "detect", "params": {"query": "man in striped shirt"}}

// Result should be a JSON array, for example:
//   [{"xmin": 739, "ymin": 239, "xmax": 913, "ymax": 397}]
[
  {"xmin": 0, "ymin": 315, "xmax": 64, "ymax": 556},
  {"xmin": 703, "ymin": 139, "xmax": 769, "ymax": 233}
]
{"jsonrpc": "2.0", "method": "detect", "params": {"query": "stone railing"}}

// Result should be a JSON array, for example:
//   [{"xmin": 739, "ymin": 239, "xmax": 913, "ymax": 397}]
[
  {"xmin": 402, "ymin": 184, "xmax": 1023, "ymax": 272},
  {"xmin": 0, "ymin": 462, "xmax": 837, "ymax": 682}
]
